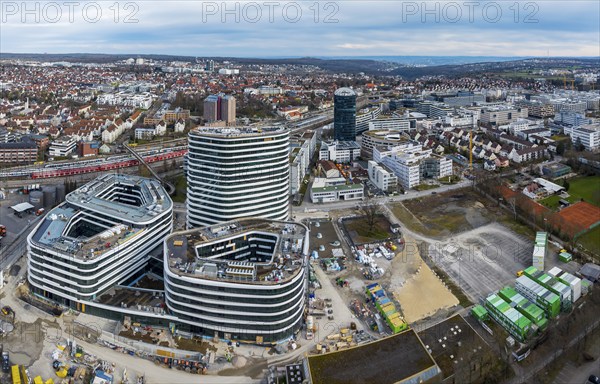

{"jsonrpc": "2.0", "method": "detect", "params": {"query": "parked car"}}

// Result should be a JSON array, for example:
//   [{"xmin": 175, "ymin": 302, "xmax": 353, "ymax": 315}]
[
  {"xmin": 589, "ymin": 375, "xmax": 600, "ymax": 384},
  {"xmin": 2, "ymin": 352, "xmax": 9, "ymax": 373}
]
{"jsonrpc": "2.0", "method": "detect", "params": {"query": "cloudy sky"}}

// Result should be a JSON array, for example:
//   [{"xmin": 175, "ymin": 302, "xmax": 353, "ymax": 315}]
[{"xmin": 1, "ymin": 1, "xmax": 599, "ymax": 57}]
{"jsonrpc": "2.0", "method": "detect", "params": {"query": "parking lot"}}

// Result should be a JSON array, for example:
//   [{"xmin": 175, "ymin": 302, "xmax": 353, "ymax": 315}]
[
  {"xmin": 0, "ymin": 192, "xmax": 38, "ymax": 247},
  {"xmin": 425, "ymin": 222, "xmax": 580, "ymax": 303}
]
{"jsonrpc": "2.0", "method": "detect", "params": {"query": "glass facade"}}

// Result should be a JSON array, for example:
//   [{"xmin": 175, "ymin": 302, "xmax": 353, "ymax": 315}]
[
  {"xmin": 334, "ymin": 88, "xmax": 357, "ymax": 141},
  {"xmin": 186, "ymin": 129, "xmax": 290, "ymax": 228}
]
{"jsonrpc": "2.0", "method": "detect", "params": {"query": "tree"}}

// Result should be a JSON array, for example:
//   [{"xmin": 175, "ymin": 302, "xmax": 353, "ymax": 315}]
[
  {"xmin": 556, "ymin": 141, "xmax": 565, "ymax": 155},
  {"xmin": 358, "ymin": 195, "xmax": 381, "ymax": 231},
  {"xmin": 508, "ymin": 197, "xmax": 517, "ymax": 221}
]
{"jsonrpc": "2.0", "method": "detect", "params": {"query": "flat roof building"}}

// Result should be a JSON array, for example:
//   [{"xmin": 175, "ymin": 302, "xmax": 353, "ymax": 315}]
[
  {"xmin": 319, "ymin": 140, "xmax": 361, "ymax": 163},
  {"xmin": 306, "ymin": 329, "xmax": 441, "ymax": 384},
  {"xmin": 310, "ymin": 178, "xmax": 364, "ymax": 203},
  {"xmin": 187, "ymin": 126, "xmax": 290, "ymax": 228},
  {"xmin": 27, "ymin": 174, "xmax": 173, "ymax": 306},
  {"xmin": 0, "ymin": 140, "xmax": 37, "ymax": 163},
  {"xmin": 164, "ymin": 218, "xmax": 308, "ymax": 343}
]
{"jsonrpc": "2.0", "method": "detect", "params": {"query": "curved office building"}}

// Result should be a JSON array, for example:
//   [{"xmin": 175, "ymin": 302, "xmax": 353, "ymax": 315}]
[
  {"xmin": 186, "ymin": 126, "xmax": 290, "ymax": 228},
  {"xmin": 164, "ymin": 218, "xmax": 309, "ymax": 343},
  {"xmin": 27, "ymin": 174, "xmax": 173, "ymax": 307},
  {"xmin": 333, "ymin": 87, "xmax": 357, "ymax": 141},
  {"xmin": 355, "ymin": 104, "xmax": 382, "ymax": 134}
]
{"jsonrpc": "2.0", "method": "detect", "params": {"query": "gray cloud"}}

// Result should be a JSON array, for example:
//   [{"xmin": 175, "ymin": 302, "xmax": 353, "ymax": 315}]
[{"xmin": 1, "ymin": 0, "xmax": 598, "ymax": 56}]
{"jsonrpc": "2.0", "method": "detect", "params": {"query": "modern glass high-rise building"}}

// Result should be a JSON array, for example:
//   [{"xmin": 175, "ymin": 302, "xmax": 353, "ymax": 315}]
[
  {"xmin": 186, "ymin": 126, "xmax": 290, "ymax": 228},
  {"xmin": 334, "ymin": 87, "xmax": 357, "ymax": 141}
]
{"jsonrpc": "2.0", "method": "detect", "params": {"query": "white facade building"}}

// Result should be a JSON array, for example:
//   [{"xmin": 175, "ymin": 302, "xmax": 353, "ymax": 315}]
[
  {"xmin": 374, "ymin": 144, "xmax": 453, "ymax": 189},
  {"xmin": 368, "ymin": 116, "xmax": 411, "ymax": 132},
  {"xmin": 164, "ymin": 219, "xmax": 308, "ymax": 343},
  {"xmin": 27, "ymin": 174, "xmax": 173, "ymax": 305},
  {"xmin": 368, "ymin": 161, "xmax": 398, "ymax": 192},
  {"xmin": 361, "ymin": 131, "xmax": 420, "ymax": 159},
  {"xmin": 49, "ymin": 135, "xmax": 77, "ymax": 157},
  {"xmin": 443, "ymin": 114, "xmax": 478, "ymax": 129},
  {"xmin": 319, "ymin": 141, "xmax": 361, "ymax": 163},
  {"xmin": 96, "ymin": 92, "xmax": 154, "ymax": 109},
  {"xmin": 187, "ymin": 127, "xmax": 290, "ymax": 228},
  {"xmin": 290, "ymin": 145, "xmax": 309, "ymax": 195},
  {"xmin": 310, "ymin": 178, "xmax": 363, "ymax": 203},
  {"xmin": 565, "ymin": 124, "xmax": 600, "ymax": 150},
  {"xmin": 134, "ymin": 128, "xmax": 156, "ymax": 140},
  {"xmin": 355, "ymin": 105, "xmax": 382, "ymax": 134}
]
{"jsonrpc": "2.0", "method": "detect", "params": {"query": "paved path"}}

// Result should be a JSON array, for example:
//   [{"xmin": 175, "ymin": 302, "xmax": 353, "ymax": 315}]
[
  {"xmin": 74, "ymin": 338, "xmax": 260, "ymax": 384},
  {"xmin": 553, "ymin": 360, "xmax": 599, "ymax": 384},
  {"xmin": 267, "ymin": 263, "xmax": 367, "ymax": 367},
  {"xmin": 293, "ymin": 180, "xmax": 471, "ymax": 213}
]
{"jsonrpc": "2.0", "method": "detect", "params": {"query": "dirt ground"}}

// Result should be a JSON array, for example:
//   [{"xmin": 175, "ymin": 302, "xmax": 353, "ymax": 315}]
[
  {"xmin": 309, "ymin": 219, "xmax": 343, "ymax": 257},
  {"xmin": 391, "ymin": 190, "xmax": 495, "ymax": 239},
  {"xmin": 390, "ymin": 236, "xmax": 459, "ymax": 323}
]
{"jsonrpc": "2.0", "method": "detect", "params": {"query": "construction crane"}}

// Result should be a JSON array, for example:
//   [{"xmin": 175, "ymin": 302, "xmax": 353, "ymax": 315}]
[{"xmin": 563, "ymin": 76, "xmax": 576, "ymax": 91}]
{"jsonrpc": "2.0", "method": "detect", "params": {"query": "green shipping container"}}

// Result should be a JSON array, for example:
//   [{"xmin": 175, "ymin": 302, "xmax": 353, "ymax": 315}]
[
  {"xmin": 559, "ymin": 253, "xmax": 572, "ymax": 263},
  {"xmin": 471, "ymin": 305, "xmax": 489, "ymax": 321}
]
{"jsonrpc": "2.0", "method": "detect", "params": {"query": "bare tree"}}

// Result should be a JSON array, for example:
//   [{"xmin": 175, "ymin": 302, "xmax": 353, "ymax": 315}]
[
  {"xmin": 508, "ymin": 197, "xmax": 517, "ymax": 221},
  {"xmin": 358, "ymin": 195, "xmax": 382, "ymax": 231}
]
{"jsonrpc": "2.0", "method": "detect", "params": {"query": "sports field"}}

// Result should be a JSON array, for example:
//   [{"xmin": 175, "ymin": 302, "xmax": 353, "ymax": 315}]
[
  {"xmin": 539, "ymin": 175, "xmax": 600, "ymax": 209},
  {"xmin": 564, "ymin": 176, "xmax": 600, "ymax": 207}
]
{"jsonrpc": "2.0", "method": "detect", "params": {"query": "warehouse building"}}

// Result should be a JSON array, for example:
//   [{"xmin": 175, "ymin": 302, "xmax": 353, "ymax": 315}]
[{"xmin": 305, "ymin": 329, "xmax": 441, "ymax": 384}]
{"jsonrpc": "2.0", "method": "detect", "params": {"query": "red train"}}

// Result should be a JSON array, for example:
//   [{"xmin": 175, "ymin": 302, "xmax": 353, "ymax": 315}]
[{"xmin": 31, "ymin": 150, "xmax": 187, "ymax": 179}]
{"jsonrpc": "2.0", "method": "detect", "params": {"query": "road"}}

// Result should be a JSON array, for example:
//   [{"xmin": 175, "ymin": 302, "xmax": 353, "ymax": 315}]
[
  {"xmin": 267, "ymin": 263, "xmax": 368, "ymax": 367},
  {"xmin": 74, "ymin": 339, "xmax": 260, "ymax": 384},
  {"xmin": 0, "ymin": 215, "xmax": 42, "ymax": 272},
  {"xmin": 553, "ymin": 361, "xmax": 600, "ymax": 384},
  {"xmin": 293, "ymin": 179, "xmax": 471, "ymax": 213}
]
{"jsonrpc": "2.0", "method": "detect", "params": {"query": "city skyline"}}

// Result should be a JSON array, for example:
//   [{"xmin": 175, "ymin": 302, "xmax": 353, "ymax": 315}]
[{"xmin": 1, "ymin": 1, "xmax": 599, "ymax": 57}]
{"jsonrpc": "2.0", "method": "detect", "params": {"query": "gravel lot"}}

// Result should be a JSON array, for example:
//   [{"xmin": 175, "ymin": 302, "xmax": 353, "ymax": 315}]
[{"xmin": 425, "ymin": 222, "xmax": 581, "ymax": 303}]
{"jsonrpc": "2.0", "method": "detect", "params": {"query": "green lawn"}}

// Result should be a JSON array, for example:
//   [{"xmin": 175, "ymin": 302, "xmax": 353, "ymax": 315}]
[
  {"xmin": 567, "ymin": 176, "xmax": 600, "ymax": 207},
  {"xmin": 539, "ymin": 176, "xmax": 600, "ymax": 210},
  {"xmin": 391, "ymin": 203, "xmax": 442, "ymax": 238},
  {"xmin": 344, "ymin": 215, "xmax": 393, "ymax": 244},
  {"xmin": 539, "ymin": 195, "xmax": 577, "ymax": 210},
  {"xmin": 170, "ymin": 174, "xmax": 187, "ymax": 203},
  {"xmin": 498, "ymin": 217, "xmax": 536, "ymax": 238},
  {"xmin": 390, "ymin": 202, "xmax": 474, "ymax": 238},
  {"xmin": 577, "ymin": 225, "xmax": 600, "ymax": 261}
]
